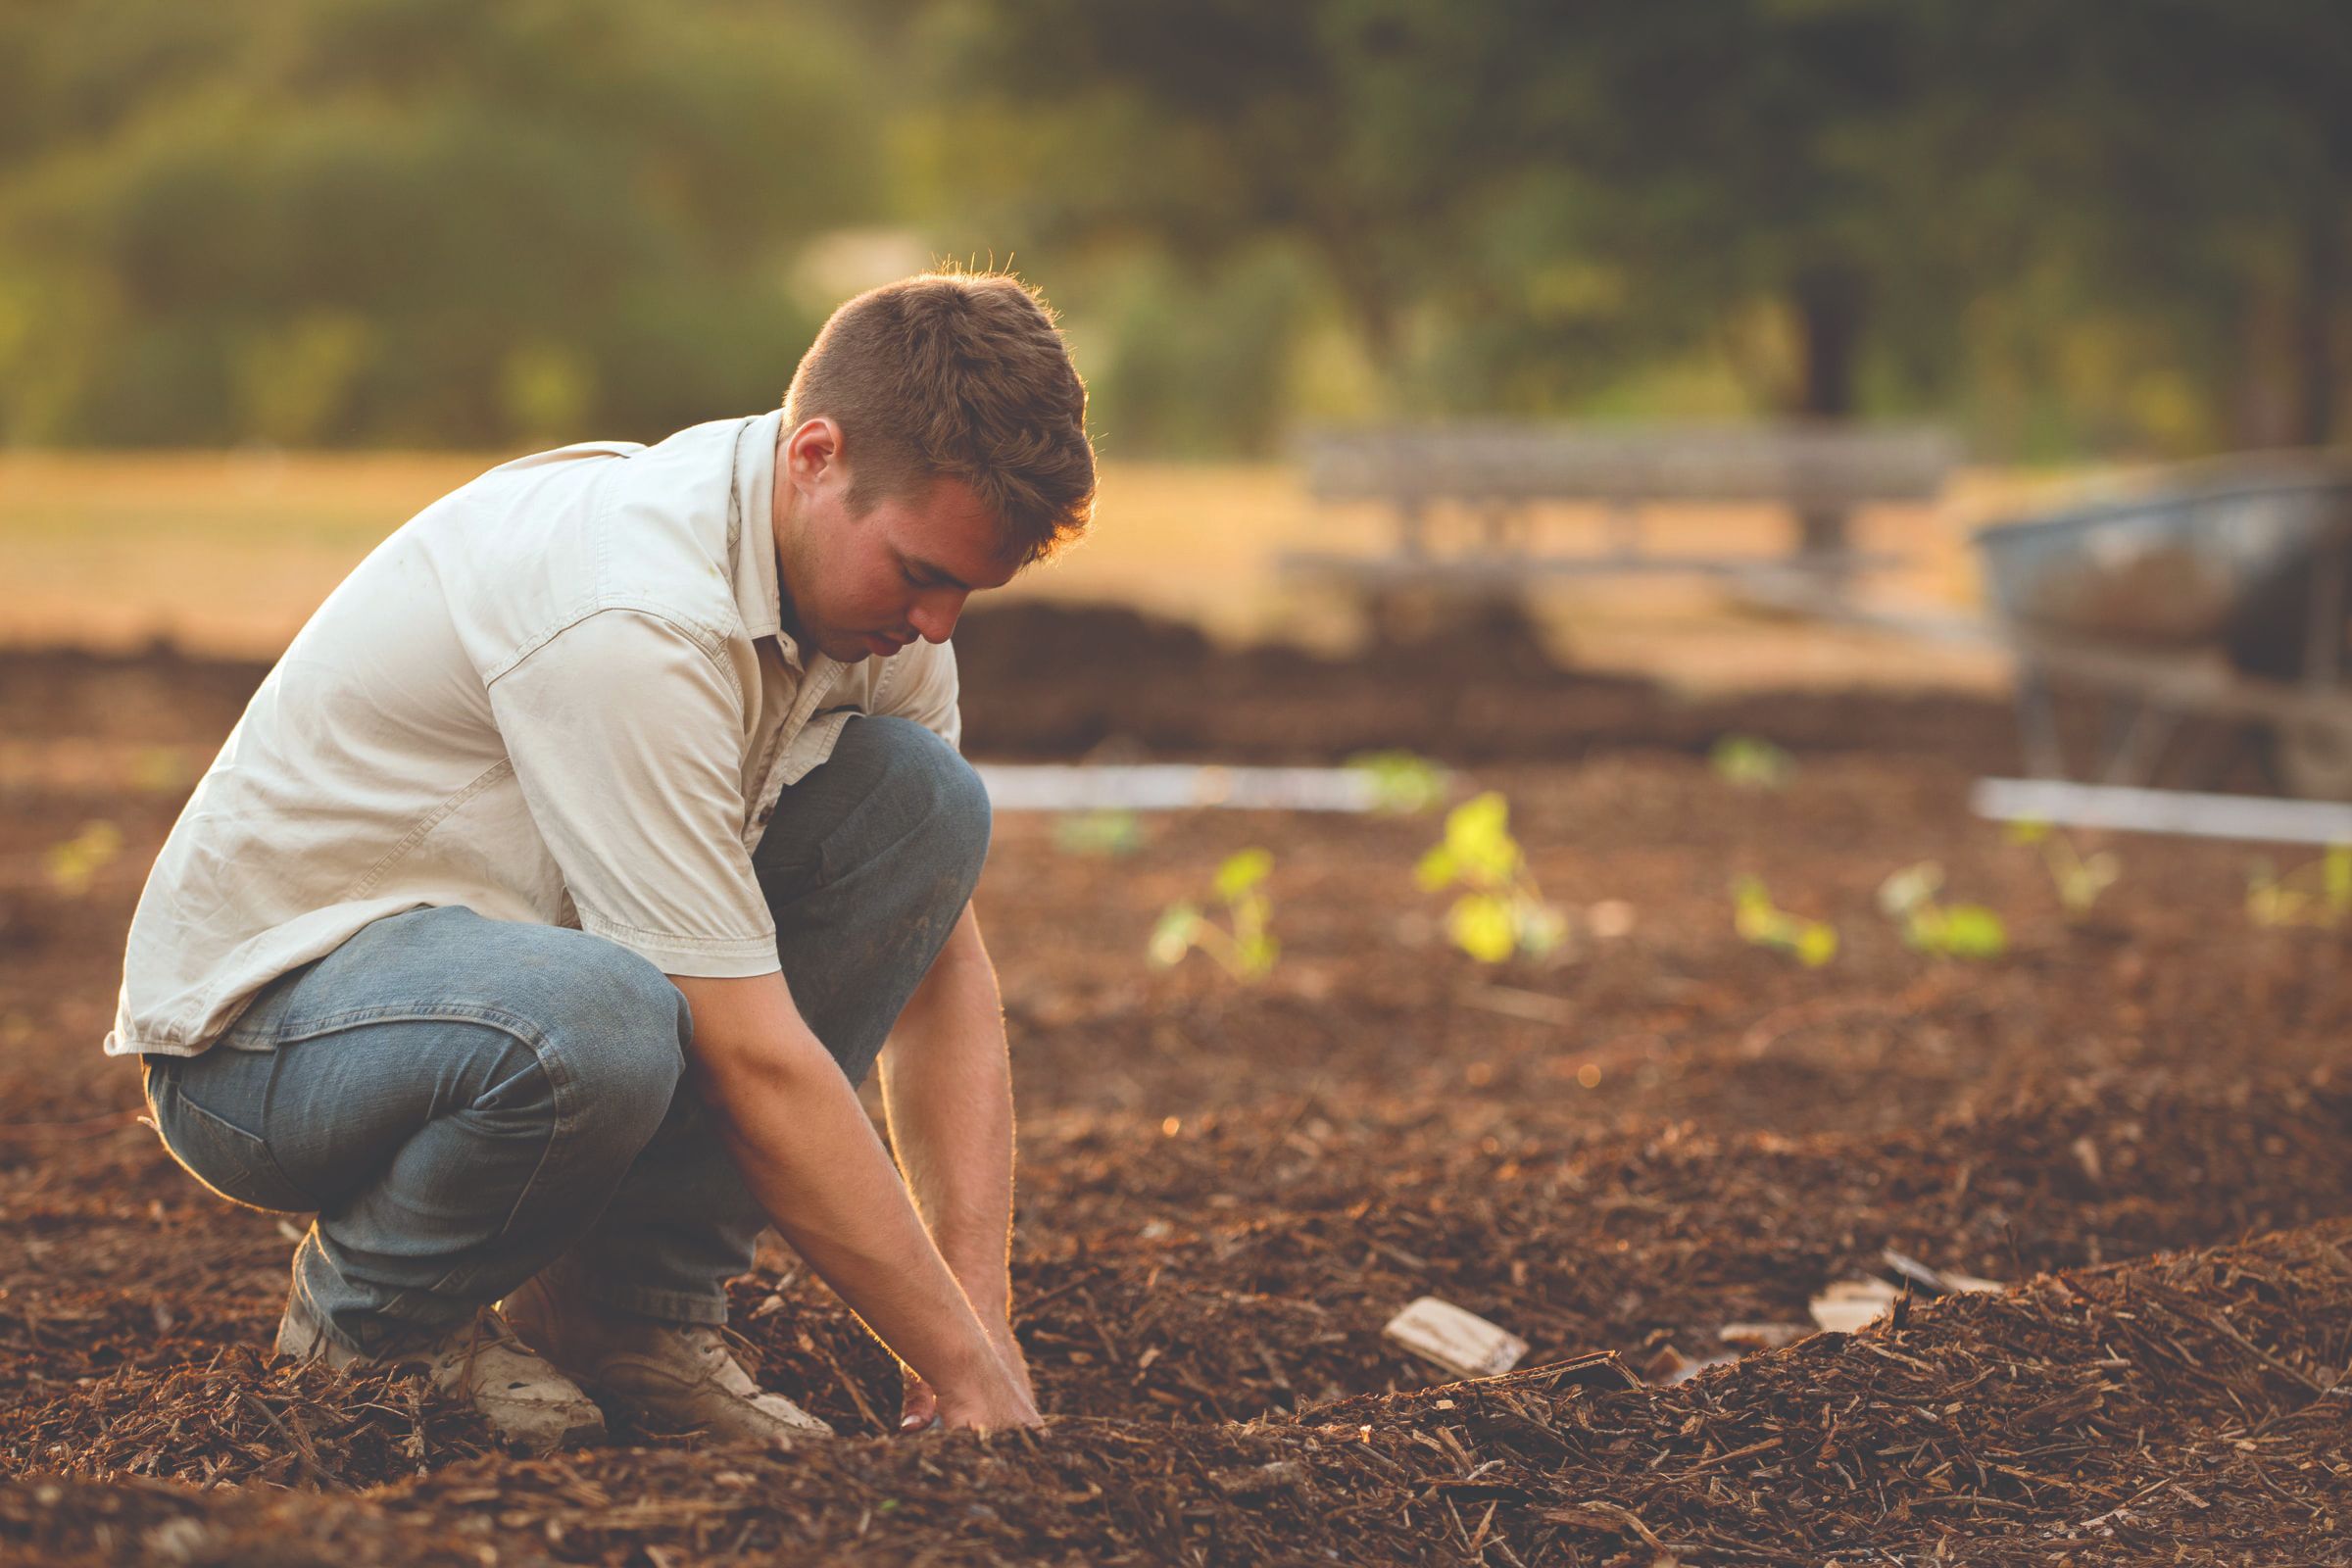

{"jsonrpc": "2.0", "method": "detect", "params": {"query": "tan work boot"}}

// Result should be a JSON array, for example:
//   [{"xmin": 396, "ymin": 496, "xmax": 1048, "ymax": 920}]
[
  {"xmin": 503, "ymin": 1273, "xmax": 834, "ymax": 1445},
  {"xmin": 273, "ymin": 1291, "xmax": 608, "ymax": 1454}
]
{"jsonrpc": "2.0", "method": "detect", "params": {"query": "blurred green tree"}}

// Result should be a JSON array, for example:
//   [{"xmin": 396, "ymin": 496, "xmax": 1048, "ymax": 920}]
[
  {"xmin": 0, "ymin": 0, "xmax": 877, "ymax": 446},
  {"xmin": 1990, "ymin": 0, "xmax": 2352, "ymax": 448},
  {"xmin": 1, "ymin": 0, "xmax": 2343, "ymax": 454},
  {"xmin": 908, "ymin": 0, "xmax": 1577, "ymax": 408},
  {"xmin": 908, "ymin": 0, "xmax": 2022, "ymax": 427},
  {"xmin": 911, "ymin": 0, "xmax": 2352, "ymax": 452}
]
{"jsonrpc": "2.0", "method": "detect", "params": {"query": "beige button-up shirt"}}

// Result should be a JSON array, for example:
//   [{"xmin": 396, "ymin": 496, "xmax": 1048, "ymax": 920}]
[{"xmin": 108, "ymin": 411, "xmax": 961, "ymax": 1057}]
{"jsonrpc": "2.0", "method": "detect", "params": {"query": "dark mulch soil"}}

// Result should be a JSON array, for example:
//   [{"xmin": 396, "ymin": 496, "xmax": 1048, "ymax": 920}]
[
  {"xmin": 7, "ymin": 1223, "xmax": 2347, "ymax": 1565},
  {"xmin": 3, "ymin": 623, "xmax": 2348, "ymax": 1564}
]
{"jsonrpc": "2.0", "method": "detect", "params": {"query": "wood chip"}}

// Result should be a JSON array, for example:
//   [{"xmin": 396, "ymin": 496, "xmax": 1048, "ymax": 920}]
[
  {"xmin": 1882, "ymin": 1248, "xmax": 2005, "ymax": 1296},
  {"xmin": 1382, "ymin": 1297, "xmax": 1527, "ymax": 1378},
  {"xmin": 1719, "ymin": 1322, "xmax": 1812, "ymax": 1349},
  {"xmin": 1809, "ymin": 1278, "xmax": 1901, "ymax": 1334}
]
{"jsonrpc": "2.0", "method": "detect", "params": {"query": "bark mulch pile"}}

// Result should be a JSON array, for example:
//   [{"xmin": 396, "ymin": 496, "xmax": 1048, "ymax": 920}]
[
  {"xmin": 0, "ymin": 605, "xmax": 2030, "ymax": 771},
  {"xmin": 5, "ymin": 1220, "xmax": 2347, "ymax": 1566}
]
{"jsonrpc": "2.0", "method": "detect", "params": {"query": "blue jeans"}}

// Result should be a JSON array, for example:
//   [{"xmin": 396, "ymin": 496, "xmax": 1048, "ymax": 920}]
[{"xmin": 140, "ymin": 716, "xmax": 990, "ymax": 1354}]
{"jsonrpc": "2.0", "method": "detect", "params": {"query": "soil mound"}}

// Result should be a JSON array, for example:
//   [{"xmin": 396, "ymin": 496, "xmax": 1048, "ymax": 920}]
[
  {"xmin": 951, "ymin": 600, "xmax": 2019, "ymax": 764},
  {"xmin": 3, "ymin": 605, "xmax": 2025, "ymax": 766}
]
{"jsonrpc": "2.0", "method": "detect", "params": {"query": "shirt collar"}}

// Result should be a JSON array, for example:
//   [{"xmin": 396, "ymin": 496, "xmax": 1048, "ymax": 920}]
[{"xmin": 731, "ymin": 409, "xmax": 789, "ymax": 649}]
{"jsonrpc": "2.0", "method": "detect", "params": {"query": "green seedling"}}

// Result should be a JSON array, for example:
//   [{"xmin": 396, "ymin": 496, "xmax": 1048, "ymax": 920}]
[
  {"xmin": 2245, "ymin": 844, "xmax": 2352, "ymax": 929},
  {"xmin": 1878, "ymin": 861, "xmax": 2007, "ymax": 959},
  {"xmin": 1345, "ymin": 750, "xmax": 1451, "ymax": 814},
  {"xmin": 2004, "ymin": 819, "xmax": 2122, "ymax": 917},
  {"xmin": 1732, "ymin": 876, "xmax": 1838, "ymax": 967},
  {"xmin": 1149, "ymin": 849, "xmax": 1279, "ymax": 980},
  {"xmin": 44, "ymin": 820, "xmax": 123, "ymax": 898},
  {"xmin": 1054, "ymin": 808, "xmax": 1144, "ymax": 858},
  {"xmin": 1416, "ymin": 792, "xmax": 1567, "ymax": 964},
  {"xmin": 1710, "ymin": 734, "xmax": 1795, "ymax": 791}
]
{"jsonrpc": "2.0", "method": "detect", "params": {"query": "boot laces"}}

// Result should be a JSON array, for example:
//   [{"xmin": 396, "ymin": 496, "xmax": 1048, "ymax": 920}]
[{"xmin": 444, "ymin": 1306, "xmax": 526, "ymax": 1387}]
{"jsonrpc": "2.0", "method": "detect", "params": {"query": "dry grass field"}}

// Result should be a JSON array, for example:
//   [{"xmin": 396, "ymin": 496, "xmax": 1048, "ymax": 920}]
[{"xmin": 0, "ymin": 447, "xmax": 2102, "ymax": 692}]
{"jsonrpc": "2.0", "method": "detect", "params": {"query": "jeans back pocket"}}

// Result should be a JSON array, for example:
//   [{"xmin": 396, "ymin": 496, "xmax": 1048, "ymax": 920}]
[{"xmin": 145, "ymin": 1059, "xmax": 313, "ymax": 1213}]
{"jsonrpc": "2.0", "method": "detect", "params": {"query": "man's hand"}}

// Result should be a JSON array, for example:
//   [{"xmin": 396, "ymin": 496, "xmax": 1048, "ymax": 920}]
[
  {"xmin": 878, "ymin": 904, "xmax": 1036, "ymax": 1433},
  {"xmin": 667, "ymin": 967, "xmax": 1039, "ymax": 1431},
  {"xmin": 902, "ymin": 1321, "xmax": 1033, "ymax": 1433}
]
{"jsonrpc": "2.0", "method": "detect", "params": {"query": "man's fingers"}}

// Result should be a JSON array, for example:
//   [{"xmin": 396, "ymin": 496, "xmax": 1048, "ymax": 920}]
[{"xmin": 900, "ymin": 1376, "xmax": 939, "ymax": 1433}]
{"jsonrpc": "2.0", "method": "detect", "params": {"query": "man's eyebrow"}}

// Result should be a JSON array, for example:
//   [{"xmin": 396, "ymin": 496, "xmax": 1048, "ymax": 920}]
[{"xmin": 903, "ymin": 554, "xmax": 973, "ymax": 591}]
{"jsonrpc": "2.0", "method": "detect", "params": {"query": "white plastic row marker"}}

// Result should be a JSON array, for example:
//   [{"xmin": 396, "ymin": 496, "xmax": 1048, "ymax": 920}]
[
  {"xmin": 1382, "ymin": 1296, "xmax": 1529, "ymax": 1379},
  {"xmin": 1973, "ymin": 777, "xmax": 2352, "ymax": 847},
  {"xmin": 975, "ymin": 763, "xmax": 1382, "ymax": 813}
]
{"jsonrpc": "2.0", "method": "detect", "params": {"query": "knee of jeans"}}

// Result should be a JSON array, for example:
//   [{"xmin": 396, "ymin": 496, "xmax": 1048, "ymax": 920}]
[
  {"xmin": 539, "ymin": 945, "xmax": 690, "ymax": 1142},
  {"xmin": 857, "ymin": 715, "xmax": 992, "ymax": 882}
]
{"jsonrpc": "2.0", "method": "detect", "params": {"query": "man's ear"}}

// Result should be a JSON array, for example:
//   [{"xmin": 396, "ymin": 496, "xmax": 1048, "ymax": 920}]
[{"xmin": 783, "ymin": 416, "xmax": 845, "ymax": 488}]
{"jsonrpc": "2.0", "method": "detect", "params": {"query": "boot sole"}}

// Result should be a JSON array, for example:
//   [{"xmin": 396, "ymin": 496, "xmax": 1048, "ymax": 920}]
[{"xmin": 585, "ymin": 1386, "xmax": 828, "ymax": 1446}]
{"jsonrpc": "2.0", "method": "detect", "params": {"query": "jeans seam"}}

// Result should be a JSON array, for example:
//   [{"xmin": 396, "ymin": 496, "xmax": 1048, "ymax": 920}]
[
  {"xmin": 254, "ymin": 1044, "xmax": 307, "ymax": 1208},
  {"xmin": 267, "ymin": 1002, "xmax": 566, "ymax": 1050},
  {"xmin": 267, "ymin": 1006, "xmax": 571, "ymax": 1302},
  {"xmin": 423, "ymin": 1021, "xmax": 580, "ymax": 1300}
]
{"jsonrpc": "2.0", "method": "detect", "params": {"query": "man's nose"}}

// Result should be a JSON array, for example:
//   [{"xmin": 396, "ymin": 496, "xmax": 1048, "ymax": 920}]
[{"xmin": 908, "ymin": 590, "xmax": 968, "ymax": 644}]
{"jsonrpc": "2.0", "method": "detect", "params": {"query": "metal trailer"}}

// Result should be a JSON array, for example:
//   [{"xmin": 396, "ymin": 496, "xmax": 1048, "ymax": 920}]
[{"xmin": 1974, "ymin": 454, "xmax": 2352, "ymax": 802}]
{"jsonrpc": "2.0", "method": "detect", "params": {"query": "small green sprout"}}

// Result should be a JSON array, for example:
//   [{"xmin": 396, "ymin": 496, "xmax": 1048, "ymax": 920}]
[
  {"xmin": 1416, "ymin": 792, "xmax": 1567, "ymax": 964},
  {"xmin": 2004, "ymin": 819, "xmax": 2121, "ymax": 917},
  {"xmin": 1710, "ymin": 734, "xmax": 1795, "ymax": 791},
  {"xmin": 2246, "ymin": 845, "xmax": 2352, "ymax": 929},
  {"xmin": 44, "ymin": 820, "xmax": 124, "ymax": 898},
  {"xmin": 1878, "ymin": 861, "xmax": 2007, "ymax": 959},
  {"xmin": 1150, "ymin": 848, "xmax": 1279, "ymax": 980},
  {"xmin": 1345, "ymin": 750, "xmax": 1451, "ymax": 814},
  {"xmin": 1732, "ymin": 876, "xmax": 1838, "ymax": 966},
  {"xmin": 1054, "ymin": 808, "xmax": 1144, "ymax": 858}
]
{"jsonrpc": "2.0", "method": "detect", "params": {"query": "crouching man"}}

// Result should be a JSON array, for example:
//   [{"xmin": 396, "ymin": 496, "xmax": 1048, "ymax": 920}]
[{"xmin": 107, "ymin": 272, "xmax": 1093, "ymax": 1451}]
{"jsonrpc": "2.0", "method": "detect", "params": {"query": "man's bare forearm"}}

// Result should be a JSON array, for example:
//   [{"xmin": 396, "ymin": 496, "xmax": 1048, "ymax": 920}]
[
  {"xmin": 880, "ymin": 905, "xmax": 1015, "ymax": 1321},
  {"xmin": 667, "ymin": 966, "xmax": 1034, "ymax": 1426}
]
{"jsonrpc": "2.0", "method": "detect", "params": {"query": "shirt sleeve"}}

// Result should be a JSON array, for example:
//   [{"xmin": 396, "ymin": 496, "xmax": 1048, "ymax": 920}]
[
  {"xmin": 877, "ymin": 638, "xmax": 964, "ymax": 752},
  {"xmin": 487, "ymin": 609, "xmax": 780, "ymax": 977}
]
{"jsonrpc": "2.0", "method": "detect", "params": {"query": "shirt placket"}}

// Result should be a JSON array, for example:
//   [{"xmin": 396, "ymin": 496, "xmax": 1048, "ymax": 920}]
[{"xmin": 743, "ymin": 645, "xmax": 841, "ymax": 849}]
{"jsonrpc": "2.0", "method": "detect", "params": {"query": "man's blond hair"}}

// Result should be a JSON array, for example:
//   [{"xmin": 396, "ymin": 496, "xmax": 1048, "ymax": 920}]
[{"xmin": 784, "ymin": 271, "xmax": 1095, "ymax": 565}]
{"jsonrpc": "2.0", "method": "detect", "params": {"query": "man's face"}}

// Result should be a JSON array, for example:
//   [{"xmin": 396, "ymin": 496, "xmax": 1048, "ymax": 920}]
[{"xmin": 771, "ymin": 418, "xmax": 1018, "ymax": 663}]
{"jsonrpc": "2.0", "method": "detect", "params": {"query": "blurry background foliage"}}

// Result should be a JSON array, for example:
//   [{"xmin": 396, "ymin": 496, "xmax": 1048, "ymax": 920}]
[{"xmin": 1, "ymin": 0, "xmax": 2347, "ymax": 458}]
